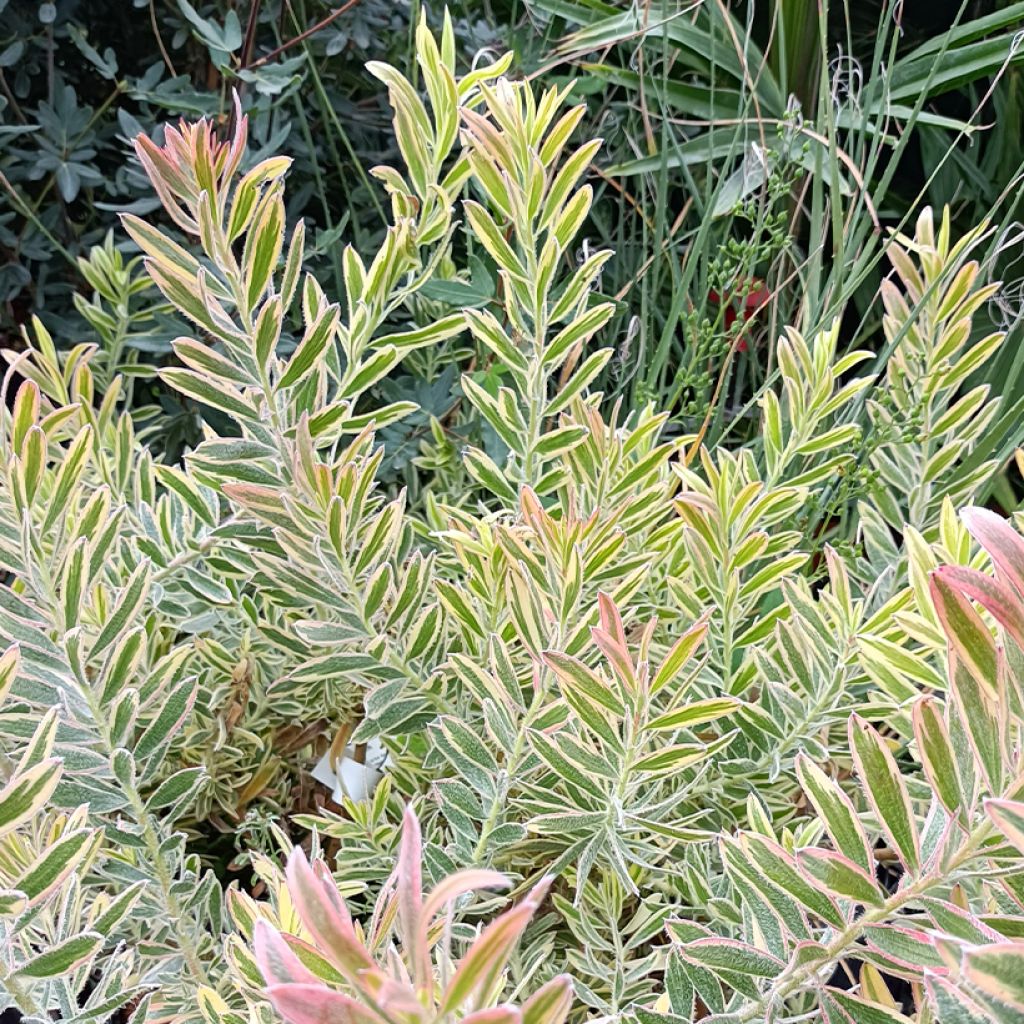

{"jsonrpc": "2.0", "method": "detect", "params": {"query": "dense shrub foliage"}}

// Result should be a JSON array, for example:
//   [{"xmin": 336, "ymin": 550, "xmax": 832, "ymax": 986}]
[{"xmin": 3, "ymin": 8, "xmax": 1024, "ymax": 1024}]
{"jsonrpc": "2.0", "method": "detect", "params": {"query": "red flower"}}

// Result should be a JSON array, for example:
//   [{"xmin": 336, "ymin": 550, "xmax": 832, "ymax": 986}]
[{"xmin": 708, "ymin": 279, "xmax": 771, "ymax": 352}]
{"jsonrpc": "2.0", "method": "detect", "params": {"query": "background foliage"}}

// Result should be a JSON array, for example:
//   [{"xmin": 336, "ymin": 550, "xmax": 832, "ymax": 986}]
[{"xmin": 3, "ymin": 0, "xmax": 1024, "ymax": 474}]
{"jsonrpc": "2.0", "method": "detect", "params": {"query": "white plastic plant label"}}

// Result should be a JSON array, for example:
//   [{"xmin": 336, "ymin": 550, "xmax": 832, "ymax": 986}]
[{"xmin": 312, "ymin": 737, "xmax": 389, "ymax": 803}]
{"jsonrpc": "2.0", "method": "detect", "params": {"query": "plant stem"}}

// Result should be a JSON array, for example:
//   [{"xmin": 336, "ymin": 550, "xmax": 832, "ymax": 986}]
[
  {"xmin": 522, "ymin": 227, "xmax": 547, "ymax": 488},
  {"xmin": 0, "ymin": 171, "xmax": 77, "ymax": 269},
  {"xmin": 471, "ymin": 689, "xmax": 542, "ymax": 864},
  {"xmin": 248, "ymin": 0, "xmax": 361, "ymax": 69},
  {"xmin": 522, "ymin": 361, "xmax": 545, "ymax": 489},
  {"xmin": 125, "ymin": 783, "xmax": 212, "ymax": 986},
  {"xmin": 74, "ymin": 661, "xmax": 211, "ymax": 988},
  {"xmin": 734, "ymin": 820, "xmax": 994, "ymax": 1020}
]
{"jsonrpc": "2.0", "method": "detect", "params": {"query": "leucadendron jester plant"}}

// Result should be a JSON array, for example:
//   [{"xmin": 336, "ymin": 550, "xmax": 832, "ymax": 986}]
[{"xmin": 4, "ymin": 7, "xmax": 1024, "ymax": 1024}]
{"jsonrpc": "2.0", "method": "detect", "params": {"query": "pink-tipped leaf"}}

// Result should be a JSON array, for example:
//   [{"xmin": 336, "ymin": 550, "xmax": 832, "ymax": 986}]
[
  {"xmin": 421, "ymin": 869, "xmax": 511, "ymax": 924},
  {"xmin": 961, "ymin": 506, "xmax": 1024, "ymax": 598},
  {"xmin": 461, "ymin": 1006, "xmax": 523, "ymax": 1024},
  {"xmin": 439, "ymin": 878, "xmax": 551, "ymax": 1014},
  {"xmin": 985, "ymin": 798, "xmax": 1024, "ymax": 857},
  {"xmin": 912, "ymin": 697, "xmax": 965, "ymax": 820},
  {"xmin": 934, "ymin": 563, "xmax": 1024, "ymax": 656},
  {"xmin": 521, "ymin": 974, "xmax": 574, "ymax": 1024},
  {"xmin": 925, "ymin": 972, "xmax": 994, "ymax": 1024},
  {"xmin": 962, "ymin": 941, "xmax": 1024, "ymax": 1012},
  {"xmin": 285, "ymin": 848, "xmax": 374, "ymax": 982},
  {"xmin": 930, "ymin": 571, "xmax": 998, "ymax": 693},
  {"xmin": 265, "ymin": 984, "xmax": 383, "ymax": 1024},
  {"xmin": 254, "ymin": 919, "xmax": 319, "ymax": 987},
  {"xmin": 396, "ymin": 805, "xmax": 430, "ymax": 989},
  {"xmin": 795, "ymin": 754, "xmax": 874, "ymax": 875},
  {"xmin": 796, "ymin": 849, "xmax": 886, "ymax": 908}
]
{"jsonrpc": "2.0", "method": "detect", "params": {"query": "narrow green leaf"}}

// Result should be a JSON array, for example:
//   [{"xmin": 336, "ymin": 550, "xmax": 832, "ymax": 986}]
[
  {"xmin": 633, "ymin": 732, "xmax": 735, "ymax": 776},
  {"xmin": 464, "ymin": 201, "xmax": 527, "ymax": 279},
  {"xmin": 532, "ymin": 425, "xmax": 588, "ymax": 460},
  {"xmin": 440, "ymin": 881, "xmax": 548, "ymax": 1013},
  {"xmin": 930, "ymin": 571, "xmax": 998, "ymax": 692},
  {"xmin": 912, "ymin": 697, "xmax": 964, "ymax": 817},
  {"xmin": 15, "ymin": 932, "xmax": 103, "ymax": 978},
  {"xmin": 161, "ymin": 368, "xmax": 258, "ymax": 421},
  {"xmin": 544, "ymin": 348, "xmax": 614, "ymax": 416},
  {"xmin": 14, "ymin": 828, "xmax": 98, "ymax": 905},
  {"xmin": 245, "ymin": 194, "xmax": 285, "ymax": 308},
  {"xmin": 278, "ymin": 305, "xmax": 340, "ymax": 389},
  {"xmin": 822, "ymin": 989, "xmax": 913, "ymax": 1024},
  {"xmin": 543, "ymin": 303, "xmax": 614, "ymax": 368},
  {"xmin": 543, "ymin": 651, "xmax": 625, "ymax": 715},
  {"xmin": 339, "ymin": 346, "xmax": 401, "ymax": 399},
  {"xmin": 795, "ymin": 754, "xmax": 874, "ymax": 874},
  {"xmin": 90, "ymin": 560, "xmax": 151, "ymax": 660},
  {"xmin": 0, "ymin": 758, "xmax": 62, "ymax": 837},
  {"xmin": 146, "ymin": 767, "xmax": 207, "ymax": 812},
  {"xmin": 796, "ymin": 849, "xmax": 886, "ymax": 907},
  {"xmin": 849, "ymin": 716, "xmax": 920, "ymax": 874},
  {"xmin": 950, "ymin": 657, "xmax": 1006, "ymax": 793},
  {"xmin": 678, "ymin": 937, "xmax": 783, "ymax": 977},
  {"xmin": 647, "ymin": 697, "xmax": 739, "ymax": 732},
  {"xmin": 376, "ymin": 314, "xmax": 466, "ymax": 351},
  {"xmin": 522, "ymin": 975, "xmax": 573, "ymax": 1024}
]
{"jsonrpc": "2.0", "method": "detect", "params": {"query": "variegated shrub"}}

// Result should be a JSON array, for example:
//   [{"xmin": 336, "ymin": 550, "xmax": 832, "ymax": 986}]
[{"xmin": 2, "ymin": 10, "xmax": 1024, "ymax": 1024}]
